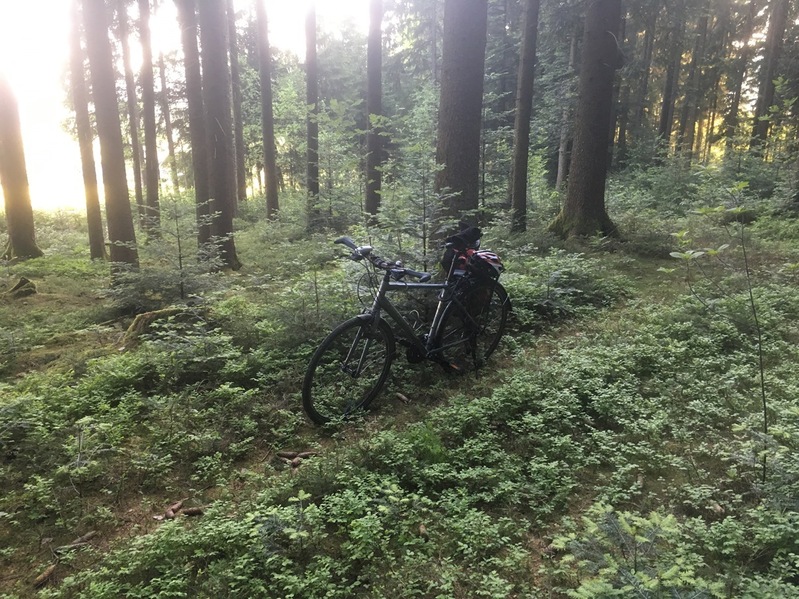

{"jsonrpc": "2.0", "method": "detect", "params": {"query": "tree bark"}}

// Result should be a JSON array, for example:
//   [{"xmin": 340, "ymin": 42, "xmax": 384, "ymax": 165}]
[
  {"xmin": 723, "ymin": 0, "xmax": 757, "ymax": 153},
  {"xmin": 139, "ymin": 0, "xmax": 161, "ymax": 231},
  {"xmin": 556, "ymin": 30, "xmax": 579, "ymax": 191},
  {"xmin": 606, "ymin": 15, "xmax": 625, "ymax": 170},
  {"xmin": 615, "ymin": 81, "xmax": 631, "ymax": 168},
  {"xmin": 434, "ymin": 0, "xmax": 488, "ymax": 230},
  {"xmin": 750, "ymin": 0, "xmax": 789, "ymax": 149},
  {"xmin": 365, "ymin": 0, "xmax": 383, "ymax": 222},
  {"xmin": 255, "ymin": 0, "xmax": 279, "ymax": 219},
  {"xmin": 306, "ymin": 4, "xmax": 320, "ymax": 230},
  {"xmin": 158, "ymin": 52, "xmax": 181, "ymax": 194},
  {"xmin": 83, "ymin": 0, "xmax": 139, "ymax": 268},
  {"xmin": 550, "ymin": 0, "xmax": 621, "ymax": 238},
  {"xmin": 677, "ymin": 13, "xmax": 709, "ymax": 163},
  {"xmin": 175, "ymin": 0, "xmax": 212, "ymax": 246},
  {"xmin": 657, "ymin": 19, "xmax": 683, "ymax": 151},
  {"xmin": 0, "ymin": 75, "xmax": 43, "ymax": 261},
  {"xmin": 198, "ymin": 0, "xmax": 241, "ymax": 269},
  {"xmin": 117, "ymin": 0, "xmax": 145, "ymax": 224},
  {"xmin": 631, "ymin": 10, "xmax": 656, "ymax": 135},
  {"xmin": 430, "ymin": 0, "xmax": 439, "ymax": 85},
  {"xmin": 227, "ymin": 0, "xmax": 247, "ymax": 205},
  {"xmin": 509, "ymin": 0, "xmax": 540, "ymax": 233},
  {"xmin": 70, "ymin": 0, "xmax": 106, "ymax": 260}
]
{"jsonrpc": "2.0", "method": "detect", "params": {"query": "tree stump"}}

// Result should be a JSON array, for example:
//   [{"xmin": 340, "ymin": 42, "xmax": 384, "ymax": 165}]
[
  {"xmin": 4, "ymin": 277, "xmax": 37, "ymax": 298},
  {"xmin": 121, "ymin": 307, "xmax": 185, "ymax": 347}
]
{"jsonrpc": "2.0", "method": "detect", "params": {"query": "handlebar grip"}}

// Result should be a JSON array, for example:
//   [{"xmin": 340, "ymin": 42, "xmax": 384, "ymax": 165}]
[
  {"xmin": 405, "ymin": 269, "xmax": 432, "ymax": 283},
  {"xmin": 334, "ymin": 236, "xmax": 358, "ymax": 250}
]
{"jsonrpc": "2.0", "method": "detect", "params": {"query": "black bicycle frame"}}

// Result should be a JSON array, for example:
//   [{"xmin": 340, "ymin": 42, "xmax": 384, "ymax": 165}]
[{"xmin": 360, "ymin": 267, "xmax": 473, "ymax": 361}]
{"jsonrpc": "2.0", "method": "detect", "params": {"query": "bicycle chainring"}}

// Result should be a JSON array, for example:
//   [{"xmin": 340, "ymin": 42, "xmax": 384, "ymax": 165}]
[{"xmin": 405, "ymin": 334, "xmax": 427, "ymax": 364}]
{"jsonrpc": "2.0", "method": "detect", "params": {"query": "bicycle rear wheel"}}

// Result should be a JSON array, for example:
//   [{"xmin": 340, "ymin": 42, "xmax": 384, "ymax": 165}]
[
  {"xmin": 302, "ymin": 317, "xmax": 395, "ymax": 425},
  {"xmin": 435, "ymin": 280, "xmax": 509, "ymax": 370}
]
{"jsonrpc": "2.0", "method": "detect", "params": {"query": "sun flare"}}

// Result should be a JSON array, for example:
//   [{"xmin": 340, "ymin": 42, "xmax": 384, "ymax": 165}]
[{"xmin": 0, "ymin": 0, "xmax": 370, "ymax": 213}]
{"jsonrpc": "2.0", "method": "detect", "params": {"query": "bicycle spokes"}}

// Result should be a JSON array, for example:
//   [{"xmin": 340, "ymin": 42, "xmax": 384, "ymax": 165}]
[{"xmin": 303, "ymin": 318, "xmax": 394, "ymax": 425}]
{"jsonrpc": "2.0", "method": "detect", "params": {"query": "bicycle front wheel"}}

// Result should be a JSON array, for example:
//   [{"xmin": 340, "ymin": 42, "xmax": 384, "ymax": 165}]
[
  {"xmin": 302, "ymin": 317, "xmax": 395, "ymax": 425},
  {"xmin": 435, "ymin": 280, "xmax": 509, "ymax": 370}
]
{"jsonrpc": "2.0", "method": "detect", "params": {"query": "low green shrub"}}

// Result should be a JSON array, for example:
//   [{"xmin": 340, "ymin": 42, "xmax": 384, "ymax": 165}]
[
  {"xmin": 502, "ymin": 249, "xmax": 631, "ymax": 330},
  {"xmin": 549, "ymin": 504, "xmax": 725, "ymax": 597}
]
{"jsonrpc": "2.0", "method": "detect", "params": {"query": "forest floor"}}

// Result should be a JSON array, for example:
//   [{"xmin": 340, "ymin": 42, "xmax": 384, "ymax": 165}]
[{"xmin": 2, "ymin": 212, "xmax": 799, "ymax": 597}]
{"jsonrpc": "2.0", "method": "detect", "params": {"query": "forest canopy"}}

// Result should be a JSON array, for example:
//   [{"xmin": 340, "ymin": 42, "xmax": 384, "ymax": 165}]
[{"xmin": 2, "ymin": 0, "xmax": 796, "ymax": 257}]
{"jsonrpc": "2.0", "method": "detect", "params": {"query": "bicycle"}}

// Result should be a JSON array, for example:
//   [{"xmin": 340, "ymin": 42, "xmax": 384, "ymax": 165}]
[{"xmin": 302, "ymin": 228, "xmax": 511, "ymax": 425}]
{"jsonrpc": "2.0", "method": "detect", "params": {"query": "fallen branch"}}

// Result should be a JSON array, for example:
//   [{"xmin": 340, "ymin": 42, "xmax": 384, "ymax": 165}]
[
  {"xmin": 32, "ymin": 564, "xmax": 56, "ymax": 589},
  {"xmin": 164, "ymin": 499, "xmax": 186, "ymax": 520},
  {"xmin": 154, "ymin": 498, "xmax": 189, "ymax": 521},
  {"xmin": 53, "ymin": 530, "xmax": 98, "ymax": 554}
]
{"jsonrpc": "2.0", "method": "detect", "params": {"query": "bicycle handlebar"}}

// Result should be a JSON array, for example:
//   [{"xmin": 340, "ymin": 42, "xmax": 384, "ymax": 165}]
[
  {"xmin": 334, "ymin": 236, "xmax": 432, "ymax": 283},
  {"xmin": 334, "ymin": 236, "xmax": 359, "ymax": 251}
]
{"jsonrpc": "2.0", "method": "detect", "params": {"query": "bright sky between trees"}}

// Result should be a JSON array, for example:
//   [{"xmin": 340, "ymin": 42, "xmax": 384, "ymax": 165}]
[{"xmin": 0, "ymin": 0, "xmax": 369, "ymax": 212}]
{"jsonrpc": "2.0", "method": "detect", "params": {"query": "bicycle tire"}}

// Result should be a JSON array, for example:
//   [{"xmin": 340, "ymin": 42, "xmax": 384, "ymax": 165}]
[
  {"xmin": 302, "ymin": 317, "xmax": 395, "ymax": 424},
  {"xmin": 435, "ymin": 280, "xmax": 509, "ymax": 370}
]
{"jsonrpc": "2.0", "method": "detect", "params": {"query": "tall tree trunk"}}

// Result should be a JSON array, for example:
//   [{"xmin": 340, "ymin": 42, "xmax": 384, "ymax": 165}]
[
  {"xmin": 615, "ymin": 81, "xmax": 631, "ymax": 168},
  {"xmin": 631, "ymin": 11, "xmax": 656, "ymax": 135},
  {"xmin": 657, "ymin": 19, "xmax": 684, "ymax": 152},
  {"xmin": 117, "ymin": 0, "xmax": 145, "ymax": 224},
  {"xmin": 487, "ymin": 0, "xmax": 520, "ymax": 136},
  {"xmin": 556, "ymin": 30, "xmax": 579, "ymax": 191},
  {"xmin": 306, "ymin": 4, "xmax": 320, "ymax": 230},
  {"xmin": 0, "ymin": 75, "xmax": 43, "ymax": 261},
  {"xmin": 724, "ymin": 0, "xmax": 758, "ymax": 153},
  {"xmin": 435, "ymin": 0, "xmax": 489, "ymax": 229},
  {"xmin": 509, "ymin": 0, "xmax": 540, "ymax": 233},
  {"xmin": 83, "ymin": 0, "xmax": 139, "ymax": 269},
  {"xmin": 139, "ymin": 0, "xmax": 160, "ymax": 231},
  {"xmin": 606, "ymin": 15, "xmax": 625, "ymax": 170},
  {"xmin": 550, "ymin": 0, "xmax": 621, "ymax": 238},
  {"xmin": 750, "ymin": 0, "xmax": 789, "ymax": 149},
  {"xmin": 255, "ymin": 0, "xmax": 279, "ymax": 219},
  {"xmin": 364, "ymin": 0, "xmax": 383, "ymax": 222},
  {"xmin": 175, "ymin": 0, "xmax": 212, "ymax": 246},
  {"xmin": 227, "ymin": 0, "xmax": 247, "ymax": 205},
  {"xmin": 430, "ymin": 0, "xmax": 439, "ymax": 85},
  {"xmin": 677, "ymin": 13, "xmax": 709, "ymax": 163},
  {"xmin": 158, "ymin": 52, "xmax": 181, "ymax": 193},
  {"xmin": 198, "ymin": 0, "xmax": 241, "ymax": 269},
  {"xmin": 70, "ymin": 0, "xmax": 106, "ymax": 260},
  {"xmin": 700, "ymin": 8, "xmax": 729, "ymax": 161}
]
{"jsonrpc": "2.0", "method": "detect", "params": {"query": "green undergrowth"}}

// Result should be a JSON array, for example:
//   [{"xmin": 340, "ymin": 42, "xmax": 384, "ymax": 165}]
[
  {"xmin": 3, "ymin": 212, "xmax": 799, "ymax": 596},
  {"xmin": 24, "ymin": 282, "xmax": 799, "ymax": 598}
]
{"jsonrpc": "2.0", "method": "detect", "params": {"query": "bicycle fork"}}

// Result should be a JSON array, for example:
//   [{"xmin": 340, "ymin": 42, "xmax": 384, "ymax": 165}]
[{"xmin": 340, "ymin": 327, "xmax": 374, "ymax": 378}]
